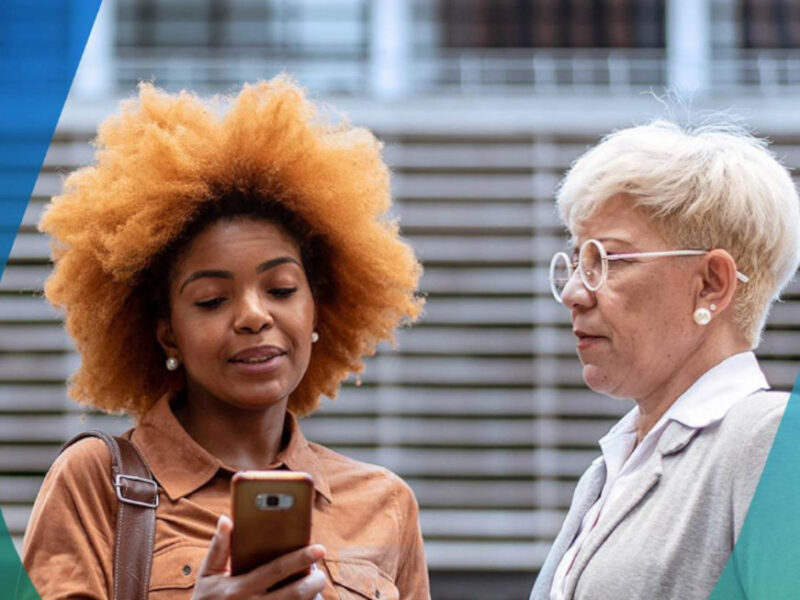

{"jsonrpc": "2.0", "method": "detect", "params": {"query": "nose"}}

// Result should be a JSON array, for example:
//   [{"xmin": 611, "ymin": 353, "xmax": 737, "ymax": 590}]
[
  {"xmin": 233, "ymin": 290, "xmax": 274, "ymax": 333},
  {"xmin": 560, "ymin": 268, "xmax": 595, "ymax": 310}
]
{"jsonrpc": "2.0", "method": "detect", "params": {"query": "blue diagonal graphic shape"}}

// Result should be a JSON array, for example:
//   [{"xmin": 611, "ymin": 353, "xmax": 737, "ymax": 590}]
[
  {"xmin": 709, "ymin": 368, "xmax": 800, "ymax": 598},
  {"xmin": 0, "ymin": 0, "xmax": 101, "ymax": 594},
  {"xmin": 0, "ymin": 0, "xmax": 101, "ymax": 280}
]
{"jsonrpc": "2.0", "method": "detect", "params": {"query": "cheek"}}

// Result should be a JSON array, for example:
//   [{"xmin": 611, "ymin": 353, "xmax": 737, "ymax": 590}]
[
  {"xmin": 172, "ymin": 312, "xmax": 226, "ymax": 362},
  {"xmin": 293, "ymin": 294, "xmax": 316, "ymax": 333},
  {"xmin": 293, "ymin": 305, "xmax": 316, "ymax": 351},
  {"xmin": 605, "ymin": 276, "xmax": 692, "ymax": 359},
  {"xmin": 600, "ymin": 279, "xmax": 662, "ymax": 348}
]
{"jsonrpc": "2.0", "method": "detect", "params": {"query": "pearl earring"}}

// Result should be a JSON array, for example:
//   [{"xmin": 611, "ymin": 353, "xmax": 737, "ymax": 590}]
[
  {"xmin": 710, "ymin": 304, "xmax": 717, "ymax": 312},
  {"xmin": 693, "ymin": 308, "xmax": 712, "ymax": 326},
  {"xmin": 311, "ymin": 331, "xmax": 320, "ymax": 343},
  {"xmin": 166, "ymin": 356, "xmax": 180, "ymax": 371}
]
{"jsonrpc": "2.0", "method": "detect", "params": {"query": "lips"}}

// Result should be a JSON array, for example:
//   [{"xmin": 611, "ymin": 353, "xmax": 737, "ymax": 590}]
[
  {"xmin": 573, "ymin": 329, "xmax": 602, "ymax": 339},
  {"xmin": 573, "ymin": 329, "xmax": 607, "ymax": 350},
  {"xmin": 229, "ymin": 345, "xmax": 286, "ymax": 364}
]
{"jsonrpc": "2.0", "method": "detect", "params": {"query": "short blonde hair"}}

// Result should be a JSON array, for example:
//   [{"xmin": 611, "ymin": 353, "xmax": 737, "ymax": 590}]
[
  {"xmin": 40, "ymin": 77, "xmax": 423, "ymax": 418},
  {"xmin": 557, "ymin": 119, "xmax": 800, "ymax": 346}
]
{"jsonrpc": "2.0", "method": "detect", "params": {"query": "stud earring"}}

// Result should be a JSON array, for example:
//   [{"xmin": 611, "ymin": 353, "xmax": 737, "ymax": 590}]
[
  {"xmin": 710, "ymin": 304, "xmax": 717, "ymax": 312},
  {"xmin": 311, "ymin": 331, "xmax": 320, "ymax": 343},
  {"xmin": 693, "ymin": 308, "xmax": 712, "ymax": 326},
  {"xmin": 166, "ymin": 356, "xmax": 180, "ymax": 371}
]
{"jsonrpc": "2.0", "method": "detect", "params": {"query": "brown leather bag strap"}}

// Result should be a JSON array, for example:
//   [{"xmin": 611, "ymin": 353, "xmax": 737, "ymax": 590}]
[{"xmin": 61, "ymin": 430, "xmax": 158, "ymax": 600}]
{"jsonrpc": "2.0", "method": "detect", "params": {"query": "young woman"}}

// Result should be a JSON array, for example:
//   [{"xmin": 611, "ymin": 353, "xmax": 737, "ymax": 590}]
[{"xmin": 23, "ymin": 77, "xmax": 430, "ymax": 600}]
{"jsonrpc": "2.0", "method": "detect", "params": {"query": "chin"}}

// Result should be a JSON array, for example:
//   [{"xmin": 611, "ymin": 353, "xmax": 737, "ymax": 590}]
[
  {"xmin": 581, "ymin": 364, "xmax": 626, "ymax": 399},
  {"xmin": 223, "ymin": 384, "xmax": 289, "ymax": 411}
]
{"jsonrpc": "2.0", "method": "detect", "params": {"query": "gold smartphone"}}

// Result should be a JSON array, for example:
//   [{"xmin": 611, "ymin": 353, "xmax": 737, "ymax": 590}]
[{"xmin": 230, "ymin": 471, "xmax": 314, "ymax": 584}]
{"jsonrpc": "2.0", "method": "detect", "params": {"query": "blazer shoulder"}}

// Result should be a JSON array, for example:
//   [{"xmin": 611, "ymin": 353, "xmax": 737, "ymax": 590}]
[{"xmin": 720, "ymin": 390, "xmax": 787, "ymax": 441}]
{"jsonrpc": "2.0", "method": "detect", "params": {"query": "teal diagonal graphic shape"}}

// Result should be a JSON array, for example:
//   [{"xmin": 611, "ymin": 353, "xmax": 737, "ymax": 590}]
[
  {"xmin": 709, "ymin": 368, "xmax": 800, "ymax": 599},
  {"xmin": 0, "ymin": 0, "xmax": 101, "ymax": 596}
]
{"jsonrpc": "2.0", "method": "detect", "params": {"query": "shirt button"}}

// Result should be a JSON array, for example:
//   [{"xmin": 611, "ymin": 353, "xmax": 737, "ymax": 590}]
[{"xmin": 182, "ymin": 565, "xmax": 192, "ymax": 576}]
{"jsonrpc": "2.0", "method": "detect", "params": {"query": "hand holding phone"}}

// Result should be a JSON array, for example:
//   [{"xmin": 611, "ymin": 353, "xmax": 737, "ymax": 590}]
[{"xmin": 191, "ymin": 514, "xmax": 326, "ymax": 600}]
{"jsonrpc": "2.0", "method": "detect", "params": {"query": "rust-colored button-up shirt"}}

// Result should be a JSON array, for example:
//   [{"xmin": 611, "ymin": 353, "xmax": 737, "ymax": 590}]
[{"xmin": 22, "ymin": 395, "xmax": 430, "ymax": 599}]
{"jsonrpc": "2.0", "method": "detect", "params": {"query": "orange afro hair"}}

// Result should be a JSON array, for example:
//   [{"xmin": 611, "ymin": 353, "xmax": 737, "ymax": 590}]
[{"xmin": 40, "ymin": 76, "xmax": 423, "ymax": 419}]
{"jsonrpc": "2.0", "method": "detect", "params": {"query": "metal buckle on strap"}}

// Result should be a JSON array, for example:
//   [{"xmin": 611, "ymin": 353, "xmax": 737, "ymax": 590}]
[{"xmin": 115, "ymin": 474, "xmax": 159, "ymax": 508}]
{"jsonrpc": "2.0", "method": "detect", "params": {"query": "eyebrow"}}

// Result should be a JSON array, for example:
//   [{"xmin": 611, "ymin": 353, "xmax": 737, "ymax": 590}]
[
  {"xmin": 257, "ymin": 256, "xmax": 301, "ymax": 274},
  {"xmin": 178, "ymin": 256, "xmax": 302, "ymax": 293},
  {"xmin": 568, "ymin": 236, "xmax": 633, "ymax": 249},
  {"xmin": 597, "ymin": 237, "xmax": 633, "ymax": 247}
]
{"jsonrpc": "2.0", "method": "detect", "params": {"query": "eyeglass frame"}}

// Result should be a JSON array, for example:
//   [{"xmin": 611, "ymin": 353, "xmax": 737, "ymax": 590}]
[{"xmin": 549, "ymin": 238, "xmax": 751, "ymax": 304}]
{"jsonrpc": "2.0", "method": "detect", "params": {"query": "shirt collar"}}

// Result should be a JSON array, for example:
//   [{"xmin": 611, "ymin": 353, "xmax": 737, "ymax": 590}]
[
  {"xmin": 132, "ymin": 394, "xmax": 333, "ymax": 504},
  {"xmin": 662, "ymin": 351, "xmax": 768, "ymax": 429},
  {"xmin": 598, "ymin": 408, "xmax": 638, "ymax": 476}
]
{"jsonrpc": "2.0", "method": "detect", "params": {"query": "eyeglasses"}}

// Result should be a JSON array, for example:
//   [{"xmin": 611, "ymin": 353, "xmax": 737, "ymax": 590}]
[{"xmin": 549, "ymin": 238, "xmax": 750, "ymax": 304}]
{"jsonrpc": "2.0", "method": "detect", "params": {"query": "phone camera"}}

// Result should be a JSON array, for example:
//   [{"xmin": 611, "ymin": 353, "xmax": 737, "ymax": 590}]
[{"xmin": 255, "ymin": 492, "xmax": 294, "ymax": 510}]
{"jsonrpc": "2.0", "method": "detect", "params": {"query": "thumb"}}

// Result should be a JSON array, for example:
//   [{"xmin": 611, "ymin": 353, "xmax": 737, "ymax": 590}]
[{"xmin": 198, "ymin": 514, "xmax": 232, "ymax": 577}]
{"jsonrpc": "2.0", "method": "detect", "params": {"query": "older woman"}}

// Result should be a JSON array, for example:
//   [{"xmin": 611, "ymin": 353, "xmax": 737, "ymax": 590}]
[
  {"xmin": 531, "ymin": 120, "xmax": 800, "ymax": 600},
  {"xmin": 22, "ymin": 78, "xmax": 430, "ymax": 600}
]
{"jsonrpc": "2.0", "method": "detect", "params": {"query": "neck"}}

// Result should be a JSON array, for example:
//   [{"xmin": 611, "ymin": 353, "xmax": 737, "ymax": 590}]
[
  {"xmin": 173, "ymin": 387, "xmax": 289, "ymax": 470},
  {"xmin": 633, "ymin": 331, "xmax": 750, "ymax": 442}
]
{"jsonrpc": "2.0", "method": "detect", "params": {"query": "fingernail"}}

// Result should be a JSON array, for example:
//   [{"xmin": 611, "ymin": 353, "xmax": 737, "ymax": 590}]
[
  {"xmin": 217, "ymin": 514, "xmax": 232, "ymax": 530},
  {"xmin": 309, "ymin": 544, "xmax": 325, "ymax": 560}
]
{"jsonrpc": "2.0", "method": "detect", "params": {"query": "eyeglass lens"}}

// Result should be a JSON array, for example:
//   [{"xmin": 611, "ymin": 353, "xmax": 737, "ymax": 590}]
[
  {"xmin": 550, "ymin": 253, "xmax": 571, "ymax": 302},
  {"xmin": 550, "ymin": 240, "xmax": 608, "ymax": 302},
  {"xmin": 579, "ymin": 240, "xmax": 604, "ymax": 291}
]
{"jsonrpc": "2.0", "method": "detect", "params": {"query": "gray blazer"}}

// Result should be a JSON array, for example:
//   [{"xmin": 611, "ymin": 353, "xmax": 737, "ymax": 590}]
[{"xmin": 530, "ymin": 391, "xmax": 787, "ymax": 600}]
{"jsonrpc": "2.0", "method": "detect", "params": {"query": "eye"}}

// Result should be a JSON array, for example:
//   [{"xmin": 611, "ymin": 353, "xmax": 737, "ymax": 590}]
[
  {"xmin": 195, "ymin": 297, "xmax": 226, "ymax": 309},
  {"xmin": 607, "ymin": 254, "xmax": 636, "ymax": 266},
  {"xmin": 270, "ymin": 287, "xmax": 298, "ymax": 298}
]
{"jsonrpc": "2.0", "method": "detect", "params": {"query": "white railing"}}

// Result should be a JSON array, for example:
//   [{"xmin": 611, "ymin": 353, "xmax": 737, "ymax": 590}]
[
  {"xmin": 114, "ymin": 48, "xmax": 370, "ymax": 94},
  {"xmin": 113, "ymin": 47, "xmax": 800, "ymax": 97},
  {"xmin": 712, "ymin": 50, "xmax": 800, "ymax": 95},
  {"xmin": 411, "ymin": 48, "xmax": 666, "ymax": 94}
]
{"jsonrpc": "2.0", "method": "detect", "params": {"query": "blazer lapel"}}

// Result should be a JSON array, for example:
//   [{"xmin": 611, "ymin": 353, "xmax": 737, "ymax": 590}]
[
  {"xmin": 562, "ymin": 421, "xmax": 699, "ymax": 598},
  {"xmin": 530, "ymin": 460, "xmax": 606, "ymax": 600}
]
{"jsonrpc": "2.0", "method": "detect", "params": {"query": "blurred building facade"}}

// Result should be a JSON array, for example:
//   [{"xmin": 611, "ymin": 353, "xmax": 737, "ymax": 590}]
[
  {"xmin": 72, "ymin": 0, "xmax": 800, "ymax": 98},
  {"xmin": 2, "ymin": 2, "xmax": 800, "ymax": 599}
]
